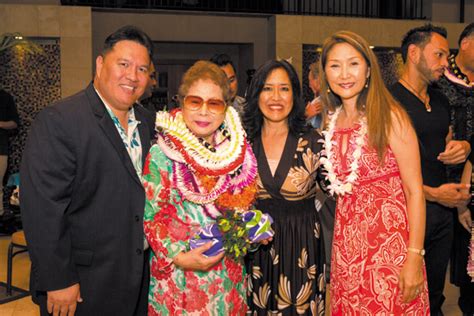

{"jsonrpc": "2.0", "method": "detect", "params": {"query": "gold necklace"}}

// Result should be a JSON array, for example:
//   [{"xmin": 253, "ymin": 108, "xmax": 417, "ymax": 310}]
[{"xmin": 399, "ymin": 78, "xmax": 432, "ymax": 112}]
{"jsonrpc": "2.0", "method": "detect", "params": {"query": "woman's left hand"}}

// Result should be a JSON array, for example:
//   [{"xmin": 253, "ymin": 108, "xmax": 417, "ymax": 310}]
[
  {"xmin": 398, "ymin": 252, "xmax": 424, "ymax": 303},
  {"xmin": 259, "ymin": 237, "xmax": 273, "ymax": 246}
]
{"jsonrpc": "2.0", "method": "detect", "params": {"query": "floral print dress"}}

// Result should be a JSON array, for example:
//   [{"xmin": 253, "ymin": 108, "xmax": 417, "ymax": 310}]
[
  {"xmin": 143, "ymin": 146, "xmax": 247, "ymax": 316},
  {"xmin": 330, "ymin": 124, "xmax": 430, "ymax": 315},
  {"xmin": 246, "ymin": 130, "xmax": 326, "ymax": 315}
]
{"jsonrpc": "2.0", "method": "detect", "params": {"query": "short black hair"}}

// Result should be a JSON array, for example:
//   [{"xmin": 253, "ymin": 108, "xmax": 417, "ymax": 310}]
[
  {"xmin": 209, "ymin": 53, "xmax": 235, "ymax": 71},
  {"xmin": 401, "ymin": 24, "xmax": 447, "ymax": 62},
  {"xmin": 458, "ymin": 22, "xmax": 474, "ymax": 46},
  {"xmin": 102, "ymin": 25, "xmax": 154, "ymax": 60},
  {"xmin": 243, "ymin": 60, "xmax": 308, "ymax": 141}
]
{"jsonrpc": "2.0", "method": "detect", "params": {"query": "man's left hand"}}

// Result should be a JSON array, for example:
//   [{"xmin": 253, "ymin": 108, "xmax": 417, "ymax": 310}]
[
  {"xmin": 438, "ymin": 140, "xmax": 471, "ymax": 164},
  {"xmin": 305, "ymin": 100, "xmax": 322, "ymax": 118}
]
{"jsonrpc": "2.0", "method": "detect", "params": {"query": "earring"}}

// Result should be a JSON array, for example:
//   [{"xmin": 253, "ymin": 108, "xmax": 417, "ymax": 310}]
[
  {"xmin": 365, "ymin": 78, "xmax": 370, "ymax": 88},
  {"xmin": 327, "ymin": 87, "xmax": 331, "ymax": 93}
]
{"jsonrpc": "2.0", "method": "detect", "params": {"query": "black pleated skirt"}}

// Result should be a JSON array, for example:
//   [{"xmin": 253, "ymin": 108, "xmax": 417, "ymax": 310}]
[{"xmin": 246, "ymin": 198, "xmax": 326, "ymax": 316}]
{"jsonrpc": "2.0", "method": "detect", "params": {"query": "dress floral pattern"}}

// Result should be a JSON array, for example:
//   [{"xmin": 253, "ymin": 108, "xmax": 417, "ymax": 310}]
[
  {"xmin": 330, "ymin": 125, "xmax": 430, "ymax": 315},
  {"xmin": 246, "ymin": 131, "xmax": 326, "ymax": 315},
  {"xmin": 143, "ymin": 147, "xmax": 247, "ymax": 316}
]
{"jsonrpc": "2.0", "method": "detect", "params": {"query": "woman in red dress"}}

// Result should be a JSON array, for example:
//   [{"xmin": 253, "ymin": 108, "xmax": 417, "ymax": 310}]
[{"xmin": 319, "ymin": 31, "xmax": 430, "ymax": 314}]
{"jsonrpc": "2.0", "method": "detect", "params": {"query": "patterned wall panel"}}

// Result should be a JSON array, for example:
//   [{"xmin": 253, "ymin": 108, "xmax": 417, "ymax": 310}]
[
  {"xmin": 0, "ymin": 39, "xmax": 61, "ymax": 200},
  {"xmin": 302, "ymin": 44, "xmax": 404, "ymax": 104}
]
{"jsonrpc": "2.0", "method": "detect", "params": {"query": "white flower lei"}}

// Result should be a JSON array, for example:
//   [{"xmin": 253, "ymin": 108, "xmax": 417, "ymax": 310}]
[
  {"xmin": 320, "ymin": 107, "xmax": 367, "ymax": 196},
  {"xmin": 155, "ymin": 106, "xmax": 245, "ymax": 171},
  {"xmin": 155, "ymin": 106, "xmax": 257, "ymax": 218}
]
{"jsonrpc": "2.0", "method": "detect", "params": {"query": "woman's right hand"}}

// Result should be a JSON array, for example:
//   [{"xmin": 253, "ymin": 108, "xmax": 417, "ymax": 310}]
[{"xmin": 173, "ymin": 242, "xmax": 224, "ymax": 271}]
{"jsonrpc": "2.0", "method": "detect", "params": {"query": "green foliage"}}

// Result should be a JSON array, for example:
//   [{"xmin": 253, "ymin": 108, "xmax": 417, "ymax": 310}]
[{"xmin": 217, "ymin": 210, "xmax": 251, "ymax": 262}]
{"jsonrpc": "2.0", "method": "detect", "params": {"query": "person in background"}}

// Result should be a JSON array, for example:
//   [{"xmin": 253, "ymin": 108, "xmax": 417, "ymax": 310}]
[
  {"xmin": 0, "ymin": 88, "xmax": 19, "ymax": 217},
  {"xmin": 20, "ymin": 25, "xmax": 155, "ymax": 316},
  {"xmin": 436, "ymin": 22, "xmax": 474, "ymax": 316},
  {"xmin": 138, "ymin": 62, "xmax": 159, "ymax": 112},
  {"xmin": 321, "ymin": 30, "xmax": 429, "ymax": 314},
  {"xmin": 390, "ymin": 24, "xmax": 470, "ymax": 315},
  {"xmin": 305, "ymin": 62, "xmax": 323, "ymax": 129},
  {"xmin": 244, "ymin": 59, "xmax": 325, "ymax": 315},
  {"xmin": 306, "ymin": 61, "xmax": 336, "ymax": 285},
  {"xmin": 317, "ymin": 170, "xmax": 336, "ymax": 286},
  {"xmin": 210, "ymin": 53, "xmax": 246, "ymax": 116}
]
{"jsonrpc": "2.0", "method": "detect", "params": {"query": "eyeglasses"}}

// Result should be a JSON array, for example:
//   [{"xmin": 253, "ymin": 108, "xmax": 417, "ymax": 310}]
[{"xmin": 183, "ymin": 95, "xmax": 227, "ymax": 114}]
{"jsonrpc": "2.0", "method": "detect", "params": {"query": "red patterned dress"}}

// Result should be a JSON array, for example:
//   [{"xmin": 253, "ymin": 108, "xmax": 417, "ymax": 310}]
[{"xmin": 330, "ymin": 124, "xmax": 430, "ymax": 315}]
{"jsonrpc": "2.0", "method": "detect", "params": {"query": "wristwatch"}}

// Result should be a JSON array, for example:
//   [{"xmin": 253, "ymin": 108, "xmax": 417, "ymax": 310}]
[{"xmin": 407, "ymin": 247, "xmax": 425, "ymax": 256}]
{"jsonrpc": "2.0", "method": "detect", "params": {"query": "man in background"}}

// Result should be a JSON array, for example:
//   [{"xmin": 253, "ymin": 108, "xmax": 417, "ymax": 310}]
[
  {"xmin": 0, "ymin": 88, "xmax": 19, "ymax": 217},
  {"xmin": 210, "ymin": 53, "xmax": 246, "ymax": 116},
  {"xmin": 138, "ymin": 62, "xmax": 159, "ymax": 112},
  {"xmin": 390, "ymin": 24, "xmax": 470, "ymax": 315},
  {"xmin": 436, "ymin": 22, "xmax": 474, "ymax": 316},
  {"xmin": 305, "ymin": 62, "xmax": 323, "ymax": 129}
]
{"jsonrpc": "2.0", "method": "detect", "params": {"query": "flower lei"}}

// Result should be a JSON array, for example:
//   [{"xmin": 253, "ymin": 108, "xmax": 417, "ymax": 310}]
[
  {"xmin": 199, "ymin": 174, "xmax": 257, "ymax": 210},
  {"xmin": 172, "ymin": 144, "xmax": 257, "ymax": 205},
  {"xmin": 320, "ymin": 107, "xmax": 367, "ymax": 196},
  {"xmin": 156, "ymin": 106, "xmax": 258, "ymax": 217},
  {"xmin": 155, "ymin": 107, "xmax": 246, "ymax": 176}
]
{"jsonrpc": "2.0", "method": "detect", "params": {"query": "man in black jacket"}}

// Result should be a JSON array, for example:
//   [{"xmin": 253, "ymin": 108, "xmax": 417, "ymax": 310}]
[{"xmin": 21, "ymin": 26, "xmax": 155, "ymax": 316}]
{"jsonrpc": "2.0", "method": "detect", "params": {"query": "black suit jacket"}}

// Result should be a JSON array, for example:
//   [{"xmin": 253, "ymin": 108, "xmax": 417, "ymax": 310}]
[{"xmin": 20, "ymin": 83, "xmax": 155, "ymax": 315}]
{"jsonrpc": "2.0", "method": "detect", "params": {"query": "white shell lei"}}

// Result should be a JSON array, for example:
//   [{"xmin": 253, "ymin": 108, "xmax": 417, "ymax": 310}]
[
  {"xmin": 155, "ymin": 106, "xmax": 244, "ymax": 171},
  {"xmin": 320, "ymin": 107, "xmax": 367, "ymax": 196}
]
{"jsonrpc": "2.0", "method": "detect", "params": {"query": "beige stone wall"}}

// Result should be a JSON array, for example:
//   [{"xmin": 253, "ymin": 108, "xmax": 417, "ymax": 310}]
[
  {"xmin": 431, "ymin": 0, "xmax": 474, "ymax": 23},
  {"xmin": 91, "ymin": 10, "xmax": 271, "ymax": 71},
  {"xmin": 275, "ymin": 15, "xmax": 469, "ymax": 81},
  {"xmin": 0, "ymin": 4, "xmax": 468, "ymax": 96},
  {"xmin": 0, "ymin": 4, "xmax": 92, "ymax": 98}
]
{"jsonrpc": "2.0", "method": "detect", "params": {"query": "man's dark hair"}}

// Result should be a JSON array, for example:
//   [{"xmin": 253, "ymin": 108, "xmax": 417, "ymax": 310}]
[
  {"xmin": 209, "ymin": 53, "xmax": 235, "ymax": 71},
  {"xmin": 458, "ymin": 22, "xmax": 474, "ymax": 46},
  {"xmin": 401, "ymin": 24, "xmax": 447, "ymax": 63},
  {"xmin": 102, "ymin": 25, "xmax": 154, "ymax": 60}
]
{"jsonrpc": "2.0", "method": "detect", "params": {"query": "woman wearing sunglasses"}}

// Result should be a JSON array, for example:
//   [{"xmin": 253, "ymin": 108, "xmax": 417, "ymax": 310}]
[
  {"xmin": 244, "ymin": 60, "xmax": 326, "ymax": 315},
  {"xmin": 142, "ymin": 60, "xmax": 258, "ymax": 315}
]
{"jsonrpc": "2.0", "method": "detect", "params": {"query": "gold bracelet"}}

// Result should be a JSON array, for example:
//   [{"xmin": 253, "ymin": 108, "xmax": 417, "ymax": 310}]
[{"xmin": 407, "ymin": 247, "xmax": 425, "ymax": 256}]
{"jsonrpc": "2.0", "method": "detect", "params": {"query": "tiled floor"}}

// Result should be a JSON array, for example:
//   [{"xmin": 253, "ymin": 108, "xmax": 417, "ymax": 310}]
[{"xmin": 0, "ymin": 235, "xmax": 464, "ymax": 315}]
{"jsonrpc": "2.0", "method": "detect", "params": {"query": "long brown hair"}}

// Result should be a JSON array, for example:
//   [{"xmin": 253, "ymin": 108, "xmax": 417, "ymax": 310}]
[{"xmin": 319, "ymin": 30, "xmax": 409, "ymax": 160}]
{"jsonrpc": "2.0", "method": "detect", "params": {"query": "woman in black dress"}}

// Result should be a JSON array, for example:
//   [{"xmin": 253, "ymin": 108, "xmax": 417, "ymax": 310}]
[{"xmin": 244, "ymin": 60, "xmax": 325, "ymax": 315}]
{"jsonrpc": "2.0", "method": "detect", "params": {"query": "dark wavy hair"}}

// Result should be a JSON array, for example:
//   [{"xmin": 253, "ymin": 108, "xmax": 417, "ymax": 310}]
[
  {"xmin": 243, "ymin": 60, "xmax": 307, "ymax": 141},
  {"xmin": 209, "ymin": 53, "xmax": 235, "ymax": 70},
  {"xmin": 400, "ymin": 23, "xmax": 447, "ymax": 63},
  {"xmin": 459, "ymin": 22, "xmax": 474, "ymax": 46}
]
